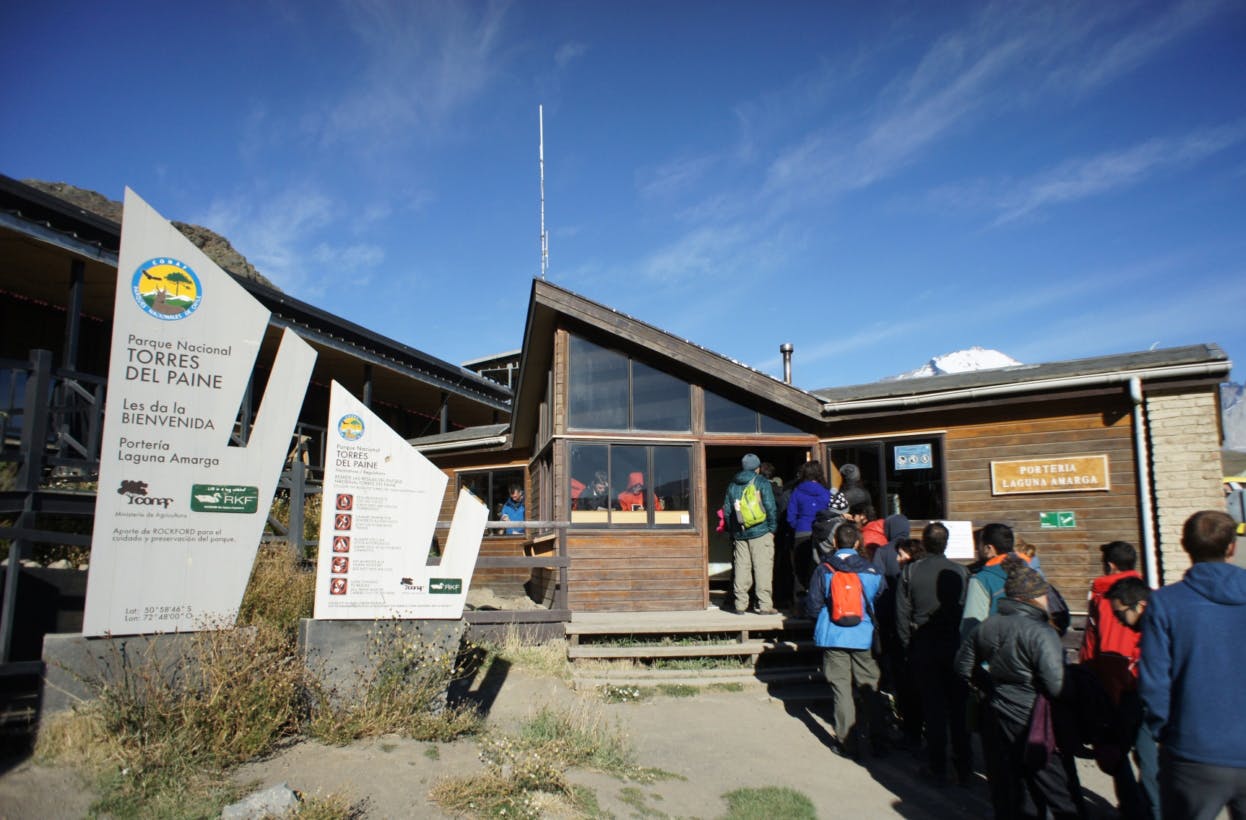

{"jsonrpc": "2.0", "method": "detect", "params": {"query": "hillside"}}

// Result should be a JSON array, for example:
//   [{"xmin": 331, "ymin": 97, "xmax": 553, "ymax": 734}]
[{"xmin": 23, "ymin": 180, "xmax": 276, "ymax": 290}]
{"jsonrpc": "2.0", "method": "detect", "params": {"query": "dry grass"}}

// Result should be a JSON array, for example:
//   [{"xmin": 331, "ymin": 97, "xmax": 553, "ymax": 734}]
[
  {"xmin": 308, "ymin": 623, "xmax": 481, "ymax": 745},
  {"xmin": 430, "ymin": 702, "xmax": 676, "ymax": 818},
  {"xmin": 476, "ymin": 624, "xmax": 570, "ymax": 678},
  {"xmin": 36, "ymin": 622, "xmax": 305, "ymax": 817},
  {"xmin": 238, "ymin": 543, "xmax": 315, "ymax": 634}
]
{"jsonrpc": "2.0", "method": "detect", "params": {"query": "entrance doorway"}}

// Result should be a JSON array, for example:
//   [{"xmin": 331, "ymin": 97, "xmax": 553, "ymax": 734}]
[{"xmin": 704, "ymin": 445, "xmax": 812, "ymax": 610}]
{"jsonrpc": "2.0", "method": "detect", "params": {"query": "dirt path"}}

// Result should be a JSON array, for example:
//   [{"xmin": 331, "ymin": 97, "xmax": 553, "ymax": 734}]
[{"xmin": 0, "ymin": 670, "xmax": 1122, "ymax": 819}]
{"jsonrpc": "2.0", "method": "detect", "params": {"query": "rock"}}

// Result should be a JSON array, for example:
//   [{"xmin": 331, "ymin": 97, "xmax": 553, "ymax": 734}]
[
  {"xmin": 46, "ymin": 559, "xmax": 74, "ymax": 570},
  {"xmin": 220, "ymin": 783, "xmax": 299, "ymax": 820},
  {"xmin": 21, "ymin": 180, "xmax": 277, "ymax": 290}
]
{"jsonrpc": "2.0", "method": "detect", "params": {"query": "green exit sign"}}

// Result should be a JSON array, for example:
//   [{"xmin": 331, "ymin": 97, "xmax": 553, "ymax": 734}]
[{"xmin": 1039, "ymin": 511, "xmax": 1077, "ymax": 529}]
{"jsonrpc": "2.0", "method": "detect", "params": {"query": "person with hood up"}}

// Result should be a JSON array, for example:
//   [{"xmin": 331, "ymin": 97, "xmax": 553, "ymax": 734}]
[
  {"xmin": 1140, "ymin": 510, "xmax": 1246, "ymax": 818},
  {"xmin": 722, "ymin": 454, "xmax": 778, "ymax": 614},
  {"xmin": 955, "ymin": 556, "xmax": 1084, "ymax": 818},
  {"xmin": 806, "ymin": 520, "xmax": 886, "ymax": 760}
]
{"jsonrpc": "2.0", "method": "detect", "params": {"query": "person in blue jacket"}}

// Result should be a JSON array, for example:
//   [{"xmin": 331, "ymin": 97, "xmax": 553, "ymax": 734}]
[
  {"xmin": 1140, "ymin": 510, "xmax": 1246, "ymax": 818},
  {"xmin": 806, "ymin": 519, "xmax": 886, "ymax": 760},
  {"xmin": 499, "ymin": 485, "xmax": 525, "ymax": 535},
  {"xmin": 787, "ymin": 460, "xmax": 832, "ymax": 602}
]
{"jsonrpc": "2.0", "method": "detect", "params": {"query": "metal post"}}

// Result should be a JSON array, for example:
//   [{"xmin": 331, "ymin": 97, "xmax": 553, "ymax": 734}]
[
  {"xmin": 289, "ymin": 439, "xmax": 306, "ymax": 560},
  {"xmin": 63, "ymin": 260, "xmax": 84, "ymax": 370},
  {"xmin": 439, "ymin": 392, "xmax": 449, "ymax": 434},
  {"xmin": 1, "ymin": 350, "xmax": 52, "ymax": 664},
  {"xmin": 362, "ymin": 364, "xmax": 373, "ymax": 409}
]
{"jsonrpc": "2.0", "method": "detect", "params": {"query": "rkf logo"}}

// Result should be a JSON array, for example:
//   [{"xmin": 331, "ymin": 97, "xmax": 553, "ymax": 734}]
[{"xmin": 117, "ymin": 479, "xmax": 174, "ymax": 509}]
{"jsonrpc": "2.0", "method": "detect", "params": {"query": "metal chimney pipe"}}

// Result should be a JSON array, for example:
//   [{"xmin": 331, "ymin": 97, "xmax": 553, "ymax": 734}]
[{"xmin": 780, "ymin": 343, "xmax": 794, "ymax": 384}]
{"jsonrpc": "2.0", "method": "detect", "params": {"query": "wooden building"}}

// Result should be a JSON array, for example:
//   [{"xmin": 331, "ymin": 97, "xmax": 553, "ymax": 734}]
[{"xmin": 417, "ymin": 279, "xmax": 1229, "ymax": 613}]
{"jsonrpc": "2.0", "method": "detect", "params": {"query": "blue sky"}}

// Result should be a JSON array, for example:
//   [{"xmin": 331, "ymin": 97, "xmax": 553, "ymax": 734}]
[{"xmin": 4, "ymin": 1, "xmax": 1245, "ymax": 388}]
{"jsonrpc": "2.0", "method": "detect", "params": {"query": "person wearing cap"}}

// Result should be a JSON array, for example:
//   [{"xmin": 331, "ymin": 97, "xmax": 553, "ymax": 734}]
[
  {"xmin": 722, "ymin": 453, "xmax": 778, "ymax": 614},
  {"xmin": 955, "ymin": 557, "xmax": 1083, "ymax": 818}
]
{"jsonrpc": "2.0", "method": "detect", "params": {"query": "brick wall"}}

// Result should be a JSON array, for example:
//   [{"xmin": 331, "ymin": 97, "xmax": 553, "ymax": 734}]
[{"xmin": 1146, "ymin": 388, "xmax": 1224, "ymax": 582}]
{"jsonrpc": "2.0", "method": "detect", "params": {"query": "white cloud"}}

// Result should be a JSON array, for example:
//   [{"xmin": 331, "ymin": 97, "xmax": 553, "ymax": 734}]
[
  {"xmin": 992, "ymin": 120, "xmax": 1246, "ymax": 224},
  {"xmin": 315, "ymin": 0, "xmax": 512, "ymax": 151},
  {"xmin": 554, "ymin": 41, "xmax": 587, "ymax": 69},
  {"xmin": 194, "ymin": 184, "xmax": 385, "ymax": 298}
]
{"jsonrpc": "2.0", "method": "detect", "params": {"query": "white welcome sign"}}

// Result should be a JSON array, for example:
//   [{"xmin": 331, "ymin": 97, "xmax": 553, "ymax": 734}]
[
  {"xmin": 82, "ymin": 189, "xmax": 316, "ymax": 636},
  {"xmin": 314, "ymin": 382, "xmax": 486, "ymax": 619}
]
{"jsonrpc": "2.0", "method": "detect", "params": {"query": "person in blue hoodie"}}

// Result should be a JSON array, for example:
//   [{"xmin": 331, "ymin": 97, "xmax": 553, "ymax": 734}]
[
  {"xmin": 787, "ymin": 460, "xmax": 832, "ymax": 602},
  {"xmin": 806, "ymin": 519, "xmax": 886, "ymax": 760},
  {"xmin": 1140, "ymin": 510, "xmax": 1246, "ymax": 818}
]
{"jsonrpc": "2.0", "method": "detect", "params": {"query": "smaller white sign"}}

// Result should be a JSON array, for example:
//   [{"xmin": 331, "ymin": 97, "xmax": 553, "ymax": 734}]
[
  {"xmin": 314, "ymin": 382, "xmax": 486, "ymax": 619},
  {"xmin": 937, "ymin": 520, "xmax": 977, "ymax": 561}
]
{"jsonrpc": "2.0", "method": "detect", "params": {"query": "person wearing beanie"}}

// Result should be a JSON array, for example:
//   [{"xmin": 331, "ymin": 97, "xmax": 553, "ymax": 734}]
[
  {"xmin": 722, "ymin": 453, "xmax": 777, "ymax": 614},
  {"xmin": 838, "ymin": 462, "xmax": 872, "ymax": 509},
  {"xmin": 956, "ymin": 556, "xmax": 1084, "ymax": 817}
]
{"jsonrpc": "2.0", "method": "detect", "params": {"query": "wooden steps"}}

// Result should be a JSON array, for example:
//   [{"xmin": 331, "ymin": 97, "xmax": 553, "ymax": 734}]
[{"xmin": 565, "ymin": 608, "xmax": 824, "ymax": 690}]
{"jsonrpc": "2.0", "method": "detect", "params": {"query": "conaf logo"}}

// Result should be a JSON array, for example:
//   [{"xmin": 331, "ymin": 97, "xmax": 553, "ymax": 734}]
[
  {"xmin": 118, "ymin": 479, "xmax": 174, "ymax": 509},
  {"xmin": 131, "ymin": 257, "xmax": 203, "ymax": 321}
]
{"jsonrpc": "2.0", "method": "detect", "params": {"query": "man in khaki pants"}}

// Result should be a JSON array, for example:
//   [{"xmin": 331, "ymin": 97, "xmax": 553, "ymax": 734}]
[{"xmin": 723, "ymin": 453, "xmax": 777, "ymax": 614}]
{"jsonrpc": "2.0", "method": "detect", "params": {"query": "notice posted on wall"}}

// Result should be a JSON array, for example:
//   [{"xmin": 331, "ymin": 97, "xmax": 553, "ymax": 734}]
[
  {"xmin": 938, "ymin": 520, "xmax": 977, "ymax": 561},
  {"xmin": 314, "ymin": 382, "xmax": 487, "ymax": 620}
]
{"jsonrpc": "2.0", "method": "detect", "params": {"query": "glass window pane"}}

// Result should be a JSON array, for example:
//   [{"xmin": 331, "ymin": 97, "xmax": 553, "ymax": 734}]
[
  {"xmin": 884, "ymin": 439, "xmax": 945, "ymax": 519},
  {"xmin": 460, "ymin": 468, "xmax": 524, "ymax": 537},
  {"xmin": 612, "ymin": 445, "xmax": 650, "ymax": 516},
  {"xmin": 652, "ymin": 446, "xmax": 691, "ymax": 526},
  {"xmin": 631, "ymin": 360, "xmax": 690, "ymax": 431},
  {"xmin": 704, "ymin": 390, "xmax": 757, "ymax": 433},
  {"xmin": 826, "ymin": 443, "xmax": 883, "ymax": 512},
  {"xmin": 568, "ymin": 335, "xmax": 628, "ymax": 430},
  {"xmin": 759, "ymin": 413, "xmax": 802, "ymax": 435},
  {"xmin": 570, "ymin": 443, "xmax": 612, "ymax": 525}
]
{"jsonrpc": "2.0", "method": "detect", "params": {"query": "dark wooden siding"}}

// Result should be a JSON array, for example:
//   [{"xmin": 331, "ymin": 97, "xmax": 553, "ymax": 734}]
[
  {"xmin": 565, "ymin": 532, "xmax": 705, "ymax": 611},
  {"xmin": 826, "ymin": 395, "xmax": 1142, "ymax": 608}
]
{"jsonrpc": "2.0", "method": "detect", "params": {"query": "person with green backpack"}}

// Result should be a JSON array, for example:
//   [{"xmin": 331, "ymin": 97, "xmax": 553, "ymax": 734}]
[{"xmin": 723, "ymin": 453, "xmax": 778, "ymax": 614}]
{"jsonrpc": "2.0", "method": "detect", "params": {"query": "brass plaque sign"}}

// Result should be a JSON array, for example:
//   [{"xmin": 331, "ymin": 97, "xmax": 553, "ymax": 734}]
[{"xmin": 991, "ymin": 455, "xmax": 1110, "ymax": 495}]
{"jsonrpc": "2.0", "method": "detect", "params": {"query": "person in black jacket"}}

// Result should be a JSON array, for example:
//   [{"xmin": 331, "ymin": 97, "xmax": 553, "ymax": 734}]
[
  {"xmin": 955, "ymin": 557, "xmax": 1084, "ymax": 819},
  {"xmin": 897, "ymin": 521, "xmax": 972, "ymax": 785}
]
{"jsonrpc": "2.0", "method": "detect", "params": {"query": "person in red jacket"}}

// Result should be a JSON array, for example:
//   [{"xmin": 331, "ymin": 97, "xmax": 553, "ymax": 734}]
[
  {"xmin": 1079, "ymin": 541, "xmax": 1144, "ymax": 686},
  {"xmin": 1080, "ymin": 541, "xmax": 1155, "ymax": 820}
]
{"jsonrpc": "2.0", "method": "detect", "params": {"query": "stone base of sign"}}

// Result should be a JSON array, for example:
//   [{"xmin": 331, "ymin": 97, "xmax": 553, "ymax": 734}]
[
  {"xmin": 297, "ymin": 618, "xmax": 466, "ymax": 707},
  {"xmin": 41, "ymin": 631, "xmax": 206, "ymax": 718}
]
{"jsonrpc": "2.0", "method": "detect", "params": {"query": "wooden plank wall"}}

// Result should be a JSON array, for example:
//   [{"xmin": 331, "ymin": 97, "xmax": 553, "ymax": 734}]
[
  {"xmin": 564, "ymin": 532, "xmax": 705, "ymax": 612},
  {"xmin": 829, "ymin": 395, "xmax": 1142, "ymax": 607}
]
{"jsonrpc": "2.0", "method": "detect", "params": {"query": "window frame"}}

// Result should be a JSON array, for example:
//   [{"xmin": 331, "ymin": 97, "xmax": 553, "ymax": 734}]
[
  {"xmin": 567, "ymin": 441, "xmax": 694, "ymax": 530},
  {"xmin": 457, "ymin": 466, "xmax": 526, "ymax": 538},
  {"xmin": 824, "ymin": 433, "xmax": 948, "ymax": 521},
  {"xmin": 566, "ymin": 334, "xmax": 692, "ymax": 433}
]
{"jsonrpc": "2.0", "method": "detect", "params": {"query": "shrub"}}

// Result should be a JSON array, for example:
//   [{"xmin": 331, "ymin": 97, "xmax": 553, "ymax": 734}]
[{"xmin": 308, "ymin": 623, "xmax": 481, "ymax": 744}]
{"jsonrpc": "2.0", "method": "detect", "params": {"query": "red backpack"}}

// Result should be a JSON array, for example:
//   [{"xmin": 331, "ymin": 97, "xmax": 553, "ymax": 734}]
[{"xmin": 826, "ymin": 565, "xmax": 865, "ymax": 627}]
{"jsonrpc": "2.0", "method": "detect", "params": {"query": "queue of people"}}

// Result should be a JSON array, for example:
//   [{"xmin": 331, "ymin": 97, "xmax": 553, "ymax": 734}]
[{"xmin": 720, "ymin": 459, "xmax": 1246, "ymax": 818}]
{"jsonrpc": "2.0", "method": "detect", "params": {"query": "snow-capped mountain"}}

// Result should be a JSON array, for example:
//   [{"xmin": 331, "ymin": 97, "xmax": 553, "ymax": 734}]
[
  {"xmin": 1223, "ymin": 382, "xmax": 1246, "ymax": 452},
  {"xmin": 890, "ymin": 347, "xmax": 1022, "ymax": 380}
]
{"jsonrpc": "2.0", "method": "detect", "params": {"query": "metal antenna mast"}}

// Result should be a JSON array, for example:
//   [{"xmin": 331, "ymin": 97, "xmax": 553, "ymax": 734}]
[{"xmin": 539, "ymin": 104, "xmax": 549, "ymax": 279}]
